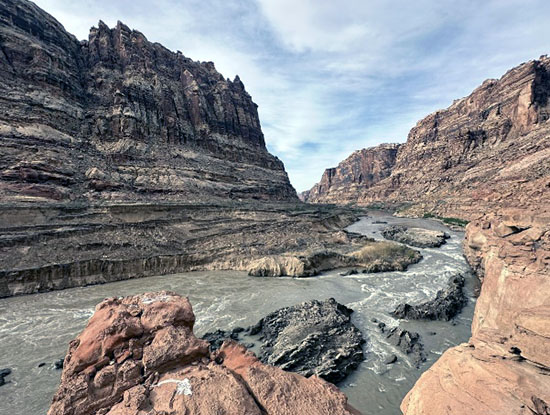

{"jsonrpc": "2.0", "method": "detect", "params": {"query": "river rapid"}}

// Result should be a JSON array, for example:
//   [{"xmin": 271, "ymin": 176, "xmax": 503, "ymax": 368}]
[{"xmin": 0, "ymin": 211, "xmax": 477, "ymax": 415}]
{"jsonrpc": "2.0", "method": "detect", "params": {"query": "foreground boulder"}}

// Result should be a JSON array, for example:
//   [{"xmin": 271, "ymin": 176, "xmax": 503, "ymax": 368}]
[
  {"xmin": 402, "ymin": 209, "xmax": 550, "ymax": 414},
  {"xmin": 48, "ymin": 291, "xmax": 360, "ymax": 415},
  {"xmin": 381, "ymin": 225, "xmax": 450, "ymax": 248},
  {"xmin": 248, "ymin": 298, "xmax": 365, "ymax": 384},
  {"xmin": 392, "ymin": 274, "xmax": 467, "ymax": 321}
]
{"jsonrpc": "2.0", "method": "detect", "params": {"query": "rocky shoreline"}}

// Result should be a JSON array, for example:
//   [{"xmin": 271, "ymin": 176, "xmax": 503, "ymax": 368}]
[
  {"xmin": 46, "ymin": 292, "xmax": 361, "ymax": 415},
  {"xmin": 401, "ymin": 209, "xmax": 550, "ymax": 414},
  {"xmin": 0, "ymin": 202, "xmax": 368, "ymax": 298},
  {"xmin": 392, "ymin": 273, "xmax": 467, "ymax": 321}
]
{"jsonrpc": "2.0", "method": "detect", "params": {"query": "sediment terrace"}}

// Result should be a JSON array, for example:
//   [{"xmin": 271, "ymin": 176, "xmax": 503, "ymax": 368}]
[{"xmin": 0, "ymin": 202, "xmax": 368, "ymax": 297}]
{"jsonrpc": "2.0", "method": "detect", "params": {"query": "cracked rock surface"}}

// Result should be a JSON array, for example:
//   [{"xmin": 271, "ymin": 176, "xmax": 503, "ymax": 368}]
[{"xmin": 48, "ymin": 291, "xmax": 361, "ymax": 415}]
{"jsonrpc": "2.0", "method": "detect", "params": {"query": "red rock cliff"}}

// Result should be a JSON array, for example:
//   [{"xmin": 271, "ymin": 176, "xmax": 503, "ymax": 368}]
[
  {"xmin": 303, "ymin": 143, "xmax": 400, "ymax": 204},
  {"xmin": 47, "ymin": 291, "xmax": 361, "ymax": 415},
  {"xmin": 305, "ymin": 57, "xmax": 550, "ymax": 217},
  {"xmin": 401, "ymin": 209, "xmax": 550, "ymax": 414}
]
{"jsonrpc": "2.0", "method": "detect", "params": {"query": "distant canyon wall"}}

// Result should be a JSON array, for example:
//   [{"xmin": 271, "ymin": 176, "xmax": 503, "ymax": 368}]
[
  {"xmin": 304, "ymin": 57, "xmax": 550, "ymax": 219},
  {"xmin": 301, "ymin": 144, "xmax": 400, "ymax": 205}
]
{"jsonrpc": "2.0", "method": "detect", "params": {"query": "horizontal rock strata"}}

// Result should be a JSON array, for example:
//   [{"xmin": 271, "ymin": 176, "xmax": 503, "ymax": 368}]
[
  {"xmin": 401, "ymin": 209, "xmax": 550, "ymax": 414},
  {"xmin": 0, "ymin": 0, "xmax": 296, "ymax": 205},
  {"xmin": 302, "ymin": 144, "xmax": 400, "ymax": 204},
  {"xmin": 47, "ymin": 291, "xmax": 361, "ymax": 415},
  {"xmin": 304, "ymin": 57, "xmax": 550, "ymax": 219},
  {"xmin": 0, "ymin": 203, "xmax": 361, "ymax": 298}
]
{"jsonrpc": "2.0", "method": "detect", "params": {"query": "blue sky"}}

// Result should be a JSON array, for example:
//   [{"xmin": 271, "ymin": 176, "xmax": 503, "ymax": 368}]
[{"xmin": 34, "ymin": 0, "xmax": 550, "ymax": 191}]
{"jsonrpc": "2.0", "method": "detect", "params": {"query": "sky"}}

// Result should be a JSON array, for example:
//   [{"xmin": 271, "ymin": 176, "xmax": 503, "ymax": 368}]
[{"xmin": 34, "ymin": 0, "xmax": 550, "ymax": 192}]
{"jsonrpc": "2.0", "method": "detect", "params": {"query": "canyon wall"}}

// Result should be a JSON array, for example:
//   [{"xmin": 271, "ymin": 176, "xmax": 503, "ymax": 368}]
[
  {"xmin": 402, "ymin": 209, "xmax": 550, "ymax": 414},
  {"xmin": 302, "ymin": 55, "xmax": 550, "ymax": 414},
  {"xmin": 0, "ymin": 0, "xmax": 296, "ymax": 204},
  {"xmin": 304, "ymin": 57, "xmax": 550, "ymax": 219},
  {"xmin": 302, "ymin": 144, "xmax": 400, "ymax": 204}
]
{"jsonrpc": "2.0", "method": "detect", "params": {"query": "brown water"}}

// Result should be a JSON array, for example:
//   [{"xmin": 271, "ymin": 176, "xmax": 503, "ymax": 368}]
[{"xmin": 0, "ymin": 212, "xmax": 476, "ymax": 415}]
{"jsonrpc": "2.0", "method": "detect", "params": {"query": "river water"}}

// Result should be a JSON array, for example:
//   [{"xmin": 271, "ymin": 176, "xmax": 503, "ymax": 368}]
[{"xmin": 0, "ymin": 212, "xmax": 477, "ymax": 415}]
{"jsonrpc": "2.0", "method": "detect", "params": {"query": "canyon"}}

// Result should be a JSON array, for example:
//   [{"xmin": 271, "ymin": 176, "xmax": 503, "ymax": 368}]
[
  {"xmin": 0, "ymin": 0, "xmax": 396, "ymax": 298},
  {"xmin": 303, "ymin": 55, "xmax": 550, "ymax": 414},
  {"xmin": 0, "ymin": 1, "xmax": 548, "ymax": 415},
  {"xmin": 303, "ymin": 57, "xmax": 550, "ymax": 219}
]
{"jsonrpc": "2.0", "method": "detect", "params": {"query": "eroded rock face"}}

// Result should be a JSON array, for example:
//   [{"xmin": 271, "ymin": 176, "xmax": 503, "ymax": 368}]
[
  {"xmin": 401, "ymin": 209, "xmax": 550, "ymax": 414},
  {"xmin": 251, "ymin": 298, "xmax": 365, "ymax": 384},
  {"xmin": 0, "ymin": 0, "xmax": 296, "ymax": 204},
  {"xmin": 392, "ymin": 274, "xmax": 466, "ymax": 321},
  {"xmin": 48, "ymin": 292, "xmax": 361, "ymax": 415},
  {"xmin": 247, "ymin": 241, "xmax": 422, "ymax": 277},
  {"xmin": 303, "ymin": 144, "xmax": 400, "ymax": 204},
  {"xmin": 381, "ymin": 225, "xmax": 450, "ymax": 248},
  {"xmin": 305, "ymin": 57, "xmax": 550, "ymax": 219}
]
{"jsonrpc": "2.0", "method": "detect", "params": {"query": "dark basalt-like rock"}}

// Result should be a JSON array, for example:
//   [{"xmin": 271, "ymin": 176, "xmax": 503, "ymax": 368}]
[
  {"xmin": 384, "ymin": 354, "xmax": 398, "ymax": 364},
  {"xmin": 391, "ymin": 274, "xmax": 467, "ymax": 321},
  {"xmin": 202, "ymin": 328, "xmax": 244, "ymax": 351},
  {"xmin": 0, "ymin": 368, "xmax": 11, "ymax": 386},
  {"xmin": 53, "ymin": 358, "xmax": 64, "ymax": 370},
  {"xmin": 251, "ymin": 298, "xmax": 365, "ymax": 384},
  {"xmin": 386, "ymin": 328, "xmax": 426, "ymax": 368},
  {"xmin": 381, "ymin": 225, "xmax": 450, "ymax": 248}
]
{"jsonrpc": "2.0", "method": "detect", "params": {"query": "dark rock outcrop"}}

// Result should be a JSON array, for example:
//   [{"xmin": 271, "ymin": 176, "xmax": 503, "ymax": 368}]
[
  {"xmin": 392, "ymin": 274, "xmax": 467, "ymax": 321},
  {"xmin": 303, "ymin": 144, "xmax": 400, "ymax": 204},
  {"xmin": 201, "ymin": 328, "xmax": 244, "ymax": 351},
  {"xmin": 386, "ymin": 328, "xmax": 426, "ymax": 367},
  {"xmin": 0, "ymin": 0, "xmax": 296, "ymax": 205},
  {"xmin": 47, "ymin": 291, "xmax": 361, "ymax": 415},
  {"xmin": 250, "ymin": 298, "xmax": 365, "ymax": 384},
  {"xmin": 381, "ymin": 225, "xmax": 450, "ymax": 248},
  {"xmin": 0, "ymin": 368, "xmax": 11, "ymax": 386}
]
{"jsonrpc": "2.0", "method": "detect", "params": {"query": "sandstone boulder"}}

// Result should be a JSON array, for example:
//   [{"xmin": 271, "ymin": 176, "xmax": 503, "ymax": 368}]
[{"xmin": 48, "ymin": 291, "xmax": 361, "ymax": 415}]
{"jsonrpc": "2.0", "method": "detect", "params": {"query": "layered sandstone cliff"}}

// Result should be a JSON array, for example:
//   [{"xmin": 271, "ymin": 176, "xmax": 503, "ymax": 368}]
[
  {"xmin": 0, "ymin": 0, "xmax": 317, "ymax": 297},
  {"xmin": 401, "ymin": 209, "xmax": 550, "ymax": 414},
  {"xmin": 303, "ymin": 143, "xmax": 400, "ymax": 204},
  {"xmin": 0, "ymin": 0, "xmax": 296, "ymax": 204},
  {"xmin": 304, "ymin": 58, "xmax": 550, "ymax": 218},
  {"xmin": 47, "ymin": 291, "xmax": 360, "ymax": 415}
]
